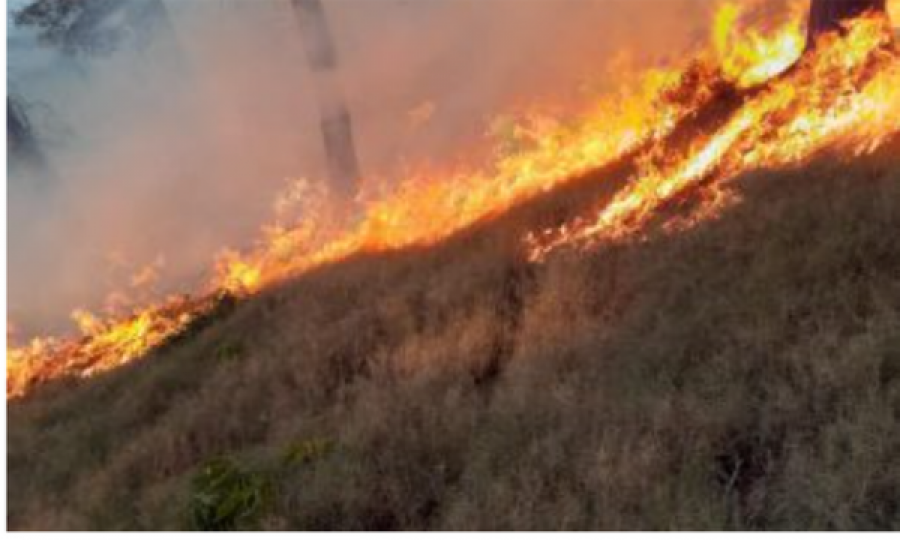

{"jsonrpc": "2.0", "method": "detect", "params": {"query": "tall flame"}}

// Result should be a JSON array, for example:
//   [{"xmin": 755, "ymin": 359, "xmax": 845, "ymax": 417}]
[{"xmin": 7, "ymin": 2, "xmax": 899, "ymax": 399}]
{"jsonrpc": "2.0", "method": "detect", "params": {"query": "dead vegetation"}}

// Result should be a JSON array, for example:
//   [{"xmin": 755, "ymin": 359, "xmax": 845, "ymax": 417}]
[{"xmin": 8, "ymin": 134, "xmax": 900, "ymax": 530}]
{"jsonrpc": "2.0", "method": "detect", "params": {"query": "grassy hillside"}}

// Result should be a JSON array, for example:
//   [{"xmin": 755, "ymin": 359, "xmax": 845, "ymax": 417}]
[{"xmin": 8, "ymin": 132, "xmax": 900, "ymax": 530}]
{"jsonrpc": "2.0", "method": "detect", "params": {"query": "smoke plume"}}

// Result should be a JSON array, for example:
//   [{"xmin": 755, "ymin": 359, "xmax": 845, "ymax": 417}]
[{"xmin": 9, "ymin": 0, "xmax": 715, "ymax": 336}]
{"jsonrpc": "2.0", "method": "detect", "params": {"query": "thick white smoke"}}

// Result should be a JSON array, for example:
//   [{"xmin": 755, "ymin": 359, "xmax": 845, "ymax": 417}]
[{"xmin": 8, "ymin": 0, "xmax": 715, "ymax": 336}]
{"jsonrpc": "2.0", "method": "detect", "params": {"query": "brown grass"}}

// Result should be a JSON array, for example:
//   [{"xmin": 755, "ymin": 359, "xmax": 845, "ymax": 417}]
[{"xmin": 8, "ymin": 135, "xmax": 900, "ymax": 530}]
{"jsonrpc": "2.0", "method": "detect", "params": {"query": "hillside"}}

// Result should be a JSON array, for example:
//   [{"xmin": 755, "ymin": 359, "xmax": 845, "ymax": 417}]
[
  {"xmin": 9, "ymin": 125, "xmax": 900, "ymax": 529},
  {"xmin": 8, "ymin": 5, "xmax": 900, "ymax": 532}
]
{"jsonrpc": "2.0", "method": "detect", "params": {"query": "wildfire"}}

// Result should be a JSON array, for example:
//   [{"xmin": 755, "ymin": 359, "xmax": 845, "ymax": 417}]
[
  {"xmin": 8, "ymin": 295, "xmax": 221, "ymax": 397},
  {"xmin": 7, "ymin": 2, "xmax": 899, "ymax": 399},
  {"xmin": 714, "ymin": 1, "xmax": 806, "ymax": 88},
  {"xmin": 528, "ymin": 10, "xmax": 898, "ymax": 260}
]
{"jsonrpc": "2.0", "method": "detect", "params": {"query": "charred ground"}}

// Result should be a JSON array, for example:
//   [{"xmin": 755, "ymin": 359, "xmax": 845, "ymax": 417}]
[{"xmin": 8, "ymin": 127, "xmax": 900, "ymax": 529}]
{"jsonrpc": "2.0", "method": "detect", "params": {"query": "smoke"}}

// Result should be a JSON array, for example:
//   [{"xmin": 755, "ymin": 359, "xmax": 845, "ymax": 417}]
[{"xmin": 8, "ymin": 0, "xmax": 716, "ymax": 336}]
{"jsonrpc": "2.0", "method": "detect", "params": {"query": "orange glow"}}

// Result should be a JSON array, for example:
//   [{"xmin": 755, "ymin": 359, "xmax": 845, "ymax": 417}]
[
  {"xmin": 714, "ymin": 2, "xmax": 805, "ymax": 88},
  {"xmin": 8, "ymin": 3, "xmax": 900, "ymax": 399},
  {"xmin": 528, "ymin": 12, "xmax": 897, "ymax": 260},
  {"xmin": 8, "ymin": 295, "xmax": 219, "ymax": 398}
]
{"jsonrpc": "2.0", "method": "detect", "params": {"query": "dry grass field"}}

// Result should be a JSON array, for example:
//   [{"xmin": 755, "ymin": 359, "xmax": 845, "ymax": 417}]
[{"xmin": 8, "ymin": 129, "xmax": 900, "ymax": 530}]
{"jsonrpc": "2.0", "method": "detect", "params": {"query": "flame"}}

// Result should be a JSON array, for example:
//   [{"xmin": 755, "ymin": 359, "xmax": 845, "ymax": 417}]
[
  {"xmin": 714, "ymin": 1, "xmax": 806, "ymax": 88},
  {"xmin": 7, "ymin": 3, "xmax": 899, "ymax": 399},
  {"xmin": 8, "ymin": 295, "xmax": 219, "ymax": 397},
  {"xmin": 528, "ymin": 11, "xmax": 897, "ymax": 260},
  {"xmin": 207, "ymin": 62, "xmax": 694, "ymax": 298}
]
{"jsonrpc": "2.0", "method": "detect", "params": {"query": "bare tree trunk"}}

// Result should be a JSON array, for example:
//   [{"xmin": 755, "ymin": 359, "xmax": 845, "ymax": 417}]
[
  {"xmin": 807, "ymin": 0, "xmax": 889, "ymax": 49},
  {"xmin": 292, "ymin": 0, "xmax": 361, "ymax": 200}
]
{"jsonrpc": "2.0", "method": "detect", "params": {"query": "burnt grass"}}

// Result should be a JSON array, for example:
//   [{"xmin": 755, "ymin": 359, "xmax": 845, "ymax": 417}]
[{"xmin": 8, "ymin": 133, "xmax": 900, "ymax": 530}]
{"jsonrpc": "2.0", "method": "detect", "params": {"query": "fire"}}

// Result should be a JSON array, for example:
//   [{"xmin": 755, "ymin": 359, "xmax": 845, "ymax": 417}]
[
  {"xmin": 7, "ymin": 3, "xmax": 899, "ymax": 399},
  {"xmin": 8, "ymin": 295, "xmax": 220, "ymax": 398},
  {"xmin": 528, "ymin": 10, "xmax": 898, "ymax": 260},
  {"xmin": 208, "ymin": 63, "xmax": 694, "ymax": 298},
  {"xmin": 714, "ymin": 2, "xmax": 806, "ymax": 88},
  {"xmin": 215, "ymin": 250, "xmax": 263, "ymax": 295}
]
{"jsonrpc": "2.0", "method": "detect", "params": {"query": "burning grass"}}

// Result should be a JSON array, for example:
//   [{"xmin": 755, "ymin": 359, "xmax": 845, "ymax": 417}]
[
  {"xmin": 8, "ymin": 135, "xmax": 900, "ymax": 530},
  {"xmin": 6, "ymin": 1, "xmax": 900, "ymax": 530},
  {"xmin": 7, "ymin": 2, "xmax": 899, "ymax": 398}
]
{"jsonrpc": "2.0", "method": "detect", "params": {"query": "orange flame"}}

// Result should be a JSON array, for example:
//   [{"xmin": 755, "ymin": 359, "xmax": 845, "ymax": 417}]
[
  {"xmin": 528, "ymin": 11, "xmax": 897, "ymax": 260},
  {"xmin": 714, "ymin": 1, "xmax": 805, "ymax": 88},
  {"xmin": 7, "ymin": 3, "xmax": 899, "ymax": 399},
  {"xmin": 8, "ymin": 295, "xmax": 220, "ymax": 397}
]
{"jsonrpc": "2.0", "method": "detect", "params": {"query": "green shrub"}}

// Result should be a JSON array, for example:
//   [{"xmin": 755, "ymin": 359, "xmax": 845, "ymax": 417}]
[{"xmin": 187, "ymin": 457, "xmax": 272, "ymax": 531}]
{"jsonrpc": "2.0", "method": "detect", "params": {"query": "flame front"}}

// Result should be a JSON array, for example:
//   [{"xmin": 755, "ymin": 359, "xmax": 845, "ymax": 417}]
[
  {"xmin": 8, "ymin": 2, "xmax": 899, "ymax": 399},
  {"xmin": 528, "ymin": 10, "xmax": 898, "ymax": 260},
  {"xmin": 8, "ymin": 295, "xmax": 218, "ymax": 397}
]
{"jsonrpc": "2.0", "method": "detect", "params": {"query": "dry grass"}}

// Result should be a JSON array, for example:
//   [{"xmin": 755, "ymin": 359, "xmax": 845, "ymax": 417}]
[{"xmin": 8, "ymin": 135, "xmax": 900, "ymax": 530}]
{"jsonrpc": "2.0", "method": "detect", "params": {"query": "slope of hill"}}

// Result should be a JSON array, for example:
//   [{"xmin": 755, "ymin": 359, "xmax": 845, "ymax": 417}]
[
  {"xmin": 9, "ymin": 129, "xmax": 900, "ymax": 529},
  {"xmin": 8, "ymin": 5, "xmax": 900, "ymax": 531}
]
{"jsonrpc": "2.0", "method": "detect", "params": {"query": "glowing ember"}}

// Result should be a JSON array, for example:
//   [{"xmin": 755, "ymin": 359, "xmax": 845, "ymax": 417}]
[{"xmin": 7, "ymin": 2, "xmax": 899, "ymax": 399}]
